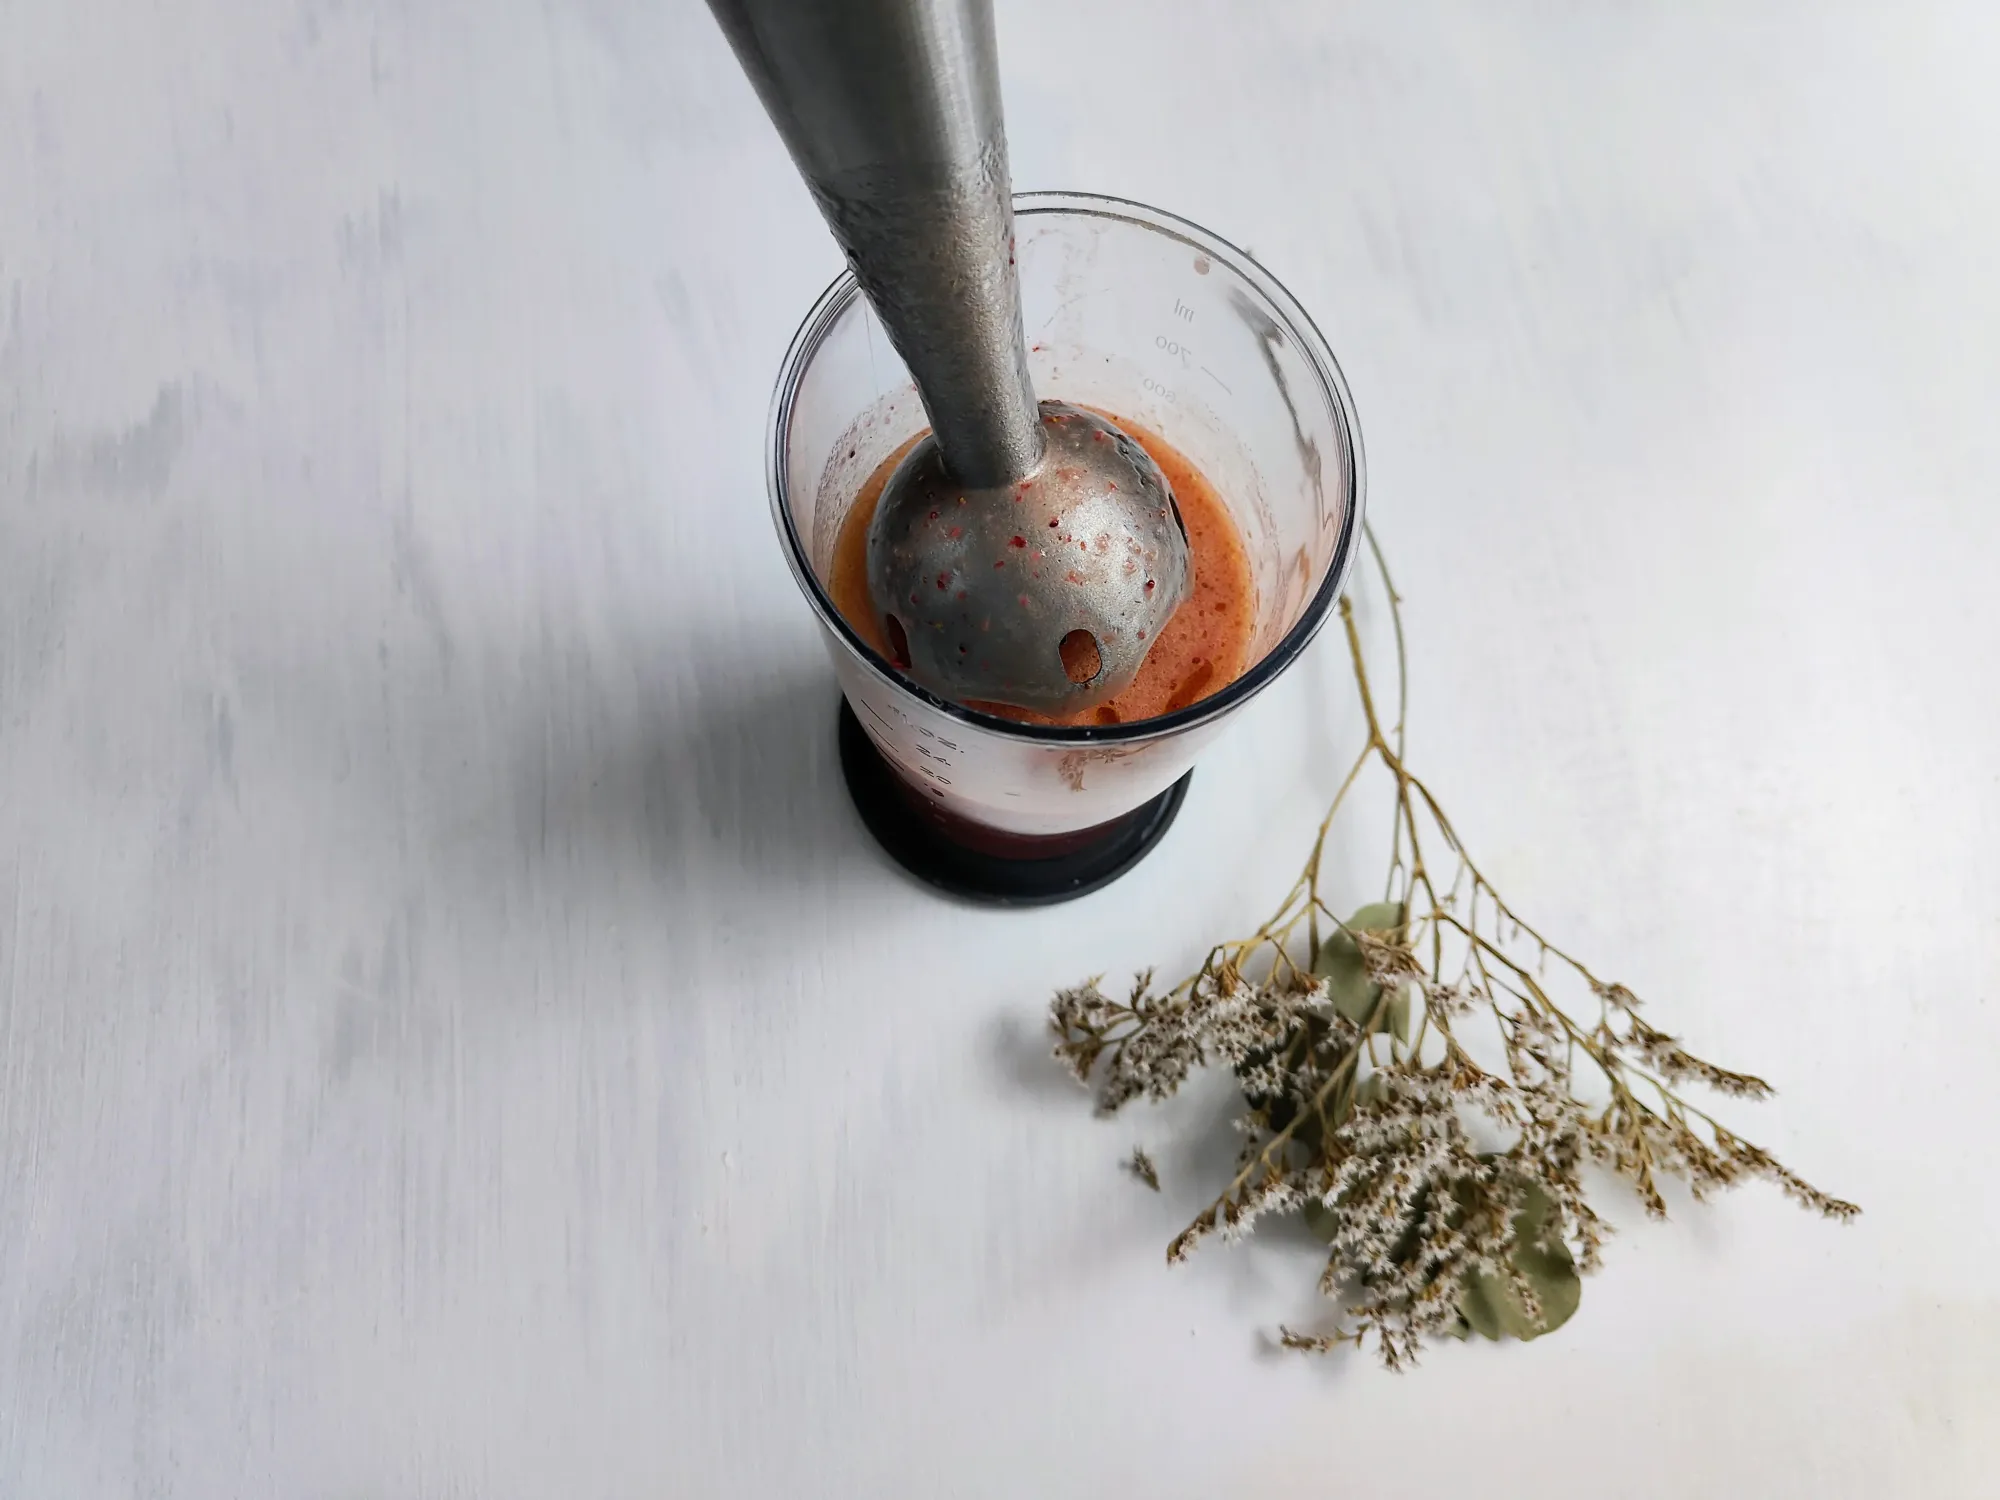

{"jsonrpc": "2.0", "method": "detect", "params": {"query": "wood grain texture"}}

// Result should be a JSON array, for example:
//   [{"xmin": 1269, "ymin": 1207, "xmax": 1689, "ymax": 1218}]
[{"xmin": 4, "ymin": 2, "xmax": 1998, "ymax": 1495}]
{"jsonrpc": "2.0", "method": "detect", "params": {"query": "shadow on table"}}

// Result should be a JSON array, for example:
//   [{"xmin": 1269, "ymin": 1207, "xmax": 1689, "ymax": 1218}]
[
  {"xmin": 270, "ymin": 628, "xmax": 888, "ymax": 1005},
  {"xmin": 502, "ymin": 655, "xmax": 873, "ymax": 921}
]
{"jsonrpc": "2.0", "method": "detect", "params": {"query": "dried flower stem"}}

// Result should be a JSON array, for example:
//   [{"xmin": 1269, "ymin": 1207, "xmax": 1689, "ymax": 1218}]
[{"xmin": 1050, "ymin": 529, "xmax": 1856, "ymax": 1368}]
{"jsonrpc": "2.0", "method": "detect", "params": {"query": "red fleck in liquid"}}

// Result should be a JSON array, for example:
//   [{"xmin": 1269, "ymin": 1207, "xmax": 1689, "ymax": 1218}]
[{"xmin": 827, "ymin": 417, "xmax": 1257, "ymax": 725}]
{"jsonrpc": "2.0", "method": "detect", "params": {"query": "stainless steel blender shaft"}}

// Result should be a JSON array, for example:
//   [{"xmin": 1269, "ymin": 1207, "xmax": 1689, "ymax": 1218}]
[{"xmin": 706, "ymin": 0, "xmax": 1044, "ymax": 489}]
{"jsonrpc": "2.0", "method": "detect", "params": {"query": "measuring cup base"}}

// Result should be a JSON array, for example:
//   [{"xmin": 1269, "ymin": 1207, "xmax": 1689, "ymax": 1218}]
[{"xmin": 836, "ymin": 704, "xmax": 1191, "ymax": 906}]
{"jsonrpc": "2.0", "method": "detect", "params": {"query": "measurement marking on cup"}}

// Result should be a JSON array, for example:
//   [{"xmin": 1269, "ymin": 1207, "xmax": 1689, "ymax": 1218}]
[
  {"xmin": 1201, "ymin": 365, "xmax": 1232, "ymax": 395},
  {"xmin": 1142, "ymin": 375, "xmax": 1178, "ymax": 404},
  {"xmin": 1154, "ymin": 334, "xmax": 1193, "ymax": 368},
  {"xmin": 860, "ymin": 695, "xmax": 965, "ymax": 779},
  {"xmin": 1173, "ymin": 298, "xmax": 1195, "ymax": 323}
]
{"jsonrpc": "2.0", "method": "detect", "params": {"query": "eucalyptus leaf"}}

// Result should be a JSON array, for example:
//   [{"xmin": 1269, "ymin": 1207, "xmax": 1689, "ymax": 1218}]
[
  {"xmin": 1296, "ymin": 1080, "xmax": 1392, "ymax": 1248},
  {"xmin": 1458, "ymin": 1268, "xmax": 1510, "ymax": 1340},
  {"xmin": 1314, "ymin": 903, "xmax": 1408, "ymax": 1037},
  {"xmin": 1456, "ymin": 1180, "xmax": 1581, "ymax": 1342},
  {"xmin": 1386, "ymin": 984, "xmax": 1411, "ymax": 1045},
  {"xmin": 1347, "ymin": 901, "xmax": 1407, "ymax": 937},
  {"xmin": 1311, "ymin": 927, "xmax": 1373, "ymax": 1023},
  {"xmin": 1302, "ymin": 1197, "xmax": 1338, "ymax": 1243}
]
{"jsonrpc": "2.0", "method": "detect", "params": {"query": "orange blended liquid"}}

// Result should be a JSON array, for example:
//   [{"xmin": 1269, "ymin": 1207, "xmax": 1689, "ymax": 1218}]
[{"xmin": 828, "ymin": 414, "xmax": 1257, "ymax": 726}]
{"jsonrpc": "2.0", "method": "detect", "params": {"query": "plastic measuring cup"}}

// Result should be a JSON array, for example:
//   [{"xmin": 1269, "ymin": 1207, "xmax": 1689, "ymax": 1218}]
[{"xmin": 769, "ymin": 192, "xmax": 1365, "ymax": 858}]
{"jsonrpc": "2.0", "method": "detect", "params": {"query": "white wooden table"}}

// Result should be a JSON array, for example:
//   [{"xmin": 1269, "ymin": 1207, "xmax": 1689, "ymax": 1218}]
[{"xmin": 6, "ymin": 3, "xmax": 1998, "ymax": 1494}]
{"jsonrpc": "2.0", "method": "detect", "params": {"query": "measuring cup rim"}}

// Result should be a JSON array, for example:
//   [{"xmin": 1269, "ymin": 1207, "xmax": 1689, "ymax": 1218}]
[{"xmin": 767, "ymin": 189, "xmax": 1367, "ymax": 747}]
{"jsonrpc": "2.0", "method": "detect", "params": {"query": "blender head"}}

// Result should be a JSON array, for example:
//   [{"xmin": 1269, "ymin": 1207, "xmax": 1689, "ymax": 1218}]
[{"xmin": 866, "ymin": 401, "xmax": 1192, "ymax": 716}]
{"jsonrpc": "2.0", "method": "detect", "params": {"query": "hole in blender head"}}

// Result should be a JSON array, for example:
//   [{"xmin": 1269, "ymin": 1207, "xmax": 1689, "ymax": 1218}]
[
  {"xmin": 1058, "ymin": 630, "xmax": 1102, "ymax": 684},
  {"xmin": 884, "ymin": 613, "xmax": 911, "ymax": 669}
]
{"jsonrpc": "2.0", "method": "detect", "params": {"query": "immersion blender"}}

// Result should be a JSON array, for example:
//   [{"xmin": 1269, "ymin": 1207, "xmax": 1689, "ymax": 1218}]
[{"xmin": 706, "ymin": 0, "xmax": 1192, "ymax": 715}]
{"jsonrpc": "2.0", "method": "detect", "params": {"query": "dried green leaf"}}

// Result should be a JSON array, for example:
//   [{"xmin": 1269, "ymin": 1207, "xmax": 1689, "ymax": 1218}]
[
  {"xmin": 1457, "ymin": 1180, "xmax": 1581, "ymax": 1342},
  {"xmin": 1457, "ymin": 1263, "xmax": 1514, "ymax": 1340},
  {"xmin": 1347, "ymin": 901, "xmax": 1407, "ymax": 937},
  {"xmin": 1315, "ymin": 905, "xmax": 1406, "ymax": 1035},
  {"xmin": 1302, "ymin": 1197, "xmax": 1338, "ymax": 1242},
  {"xmin": 1311, "ymin": 926, "xmax": 1372, "ymax": 1021},
  {"xmin": 1301, "ymin": 1085, "xmax": 1402, "ymax": 1252}
]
